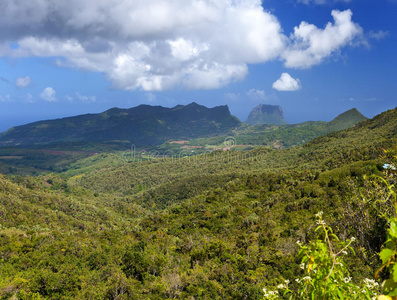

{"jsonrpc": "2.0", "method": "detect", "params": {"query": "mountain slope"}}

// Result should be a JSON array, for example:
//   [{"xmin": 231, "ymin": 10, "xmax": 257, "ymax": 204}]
[
  {"xmin": 0, "ymin": 102, "xmax": 241, "ymax": 148},
  {"xmin": 327, "ymin": 108, "xmax": 367, "ymax": 131},
  {"xmin": 245, "ymin": 104, "xmax": 287, "ymax": 125},
  {"xmin": 187, "ymin": 107, "xmax": 368, "ymax": 149},
  {"xmin": 72, "ymin": 107, "xmax": 396, "ymax": 206},
  {"xmin": 0, "ymin": 107, "xmax": 396, "ymax": 299}
]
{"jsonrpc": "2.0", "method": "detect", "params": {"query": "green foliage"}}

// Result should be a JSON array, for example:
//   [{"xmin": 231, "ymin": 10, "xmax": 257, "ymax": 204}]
[
  {"xmin": 0, "ymin": 106, "xmax": 395, "ymax": 299},
  {"xmin": 183, "ymin": 107, "xmax": 367, "ymax": 150},
  {"xmin": 374, "ymin": 149, "xmax": 397, "ymax": 298},
  {"xmin": 297, "ymin": 213, "xmax": 358, "ymax": 299},
  {"xmin": 262, "ymin": 213, "xmax": 379, "ymax": 299},
  {"xmin": 327, "ymin": 108, "xmax": 367, "ymax": 132},
  {"xmin": 0, "ymin": 102, "xmax": 241, "ymax": 148}
]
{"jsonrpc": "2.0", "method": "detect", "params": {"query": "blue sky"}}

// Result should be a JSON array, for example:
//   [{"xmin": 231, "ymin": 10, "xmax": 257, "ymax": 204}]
[{"xmin": 0, "ymin": 0, "xmax": 396, "ymax": 132}]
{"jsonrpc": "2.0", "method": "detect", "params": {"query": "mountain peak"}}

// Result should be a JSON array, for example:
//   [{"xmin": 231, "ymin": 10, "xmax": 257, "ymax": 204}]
[
  {"xmin": 245, "ymin": 104, "xmax": 287, "ymax": 125},
  {"xmin": 327, "ymin": 108, "xmax": 367, "ymax": 131}
]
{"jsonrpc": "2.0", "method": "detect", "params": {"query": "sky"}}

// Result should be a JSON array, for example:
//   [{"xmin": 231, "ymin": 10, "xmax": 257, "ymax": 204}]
[{"xmin": 0, "ymin": 0, "xmax": 396, "ymax": 132}]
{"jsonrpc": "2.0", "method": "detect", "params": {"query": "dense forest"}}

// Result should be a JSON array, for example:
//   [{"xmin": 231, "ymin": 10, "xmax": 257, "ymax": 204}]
[{"xmin": 0, "ymin": 107, "xmax": 396, "ymax": 299}]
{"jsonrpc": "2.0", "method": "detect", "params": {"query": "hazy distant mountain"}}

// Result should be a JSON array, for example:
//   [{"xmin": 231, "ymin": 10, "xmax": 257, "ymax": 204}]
[
  {"xmin": 0, "ymin": 102, "xmax": 241, "ymax": 147},
  {"xmin": 245, "ymin": 104, "xmax": 287, "ymax": 125},
  {"xmin": 0, "ymin": 102, "xmax": 369, "ymax": 150},
  {"xmin": 225, "ymin": 107, "xmax": 368, "ymax": 148}
]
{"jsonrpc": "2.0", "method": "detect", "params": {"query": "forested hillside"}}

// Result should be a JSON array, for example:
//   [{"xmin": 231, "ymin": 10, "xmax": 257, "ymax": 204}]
[
  {"xmin": 0, "ymin": 107, "xmax": 395, "ymax": 299},
  {"xmin": 178, "ymin": 107, "xmax": 368, "ymax": 150},
  {"xmin": 0, "ymin": 103, "xmax": 240, "ymax": 148}
]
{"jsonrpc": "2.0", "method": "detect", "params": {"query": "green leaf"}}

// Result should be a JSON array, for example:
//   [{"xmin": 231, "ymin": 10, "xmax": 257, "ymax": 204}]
[
  {"xmin": 389, "ymin": 287, "xmax": 397, "ymax": 297},
  {"xmin": 329, "ymin": 233, "xmax": 339, "ymax": 241},
  {"xmin": 390, "ymin": 220, "xmax": 397, "ymax": 238},
  {"xmin": 311, "ymin": 291, "xmax": 315, "ymax": 300},
  {"xmin": 380, "ymin": 248, "xmax": 394, "ymax": 264},
  {"xmin": 393, "ymin": 265, "xmax": 397, "ymax": 282},
  {"xmin": 383, "ymin": 279, "xmax": 397, "ymax": 294}
]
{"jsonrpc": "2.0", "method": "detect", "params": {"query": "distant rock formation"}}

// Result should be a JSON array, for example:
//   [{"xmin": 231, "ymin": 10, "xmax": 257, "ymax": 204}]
[{"xmin": 245, "ymin": 104, "xmax": 287, "ymax": 125}]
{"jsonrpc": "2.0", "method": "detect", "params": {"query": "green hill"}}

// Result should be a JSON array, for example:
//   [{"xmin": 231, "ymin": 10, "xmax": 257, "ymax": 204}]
[
  {"xmin": 327, "ymin": 107, "xmax": 367, "ymax": 131},
  {"xmin": 0, "ymin": 107, "xmax": 370, "ymax": 176},
  {"xmin": 0, "ymin": 104, "xmax": 367, "ymax": 154},
  {"xmin": 0, "ymin": 102, "xmax": 241, "ymax": 148},
  {"xmin": 179, "ymin": 107, "xmax": 368, "ymax": 149},
  {"xmin": 72, "ymin": 107, "xmax": 393, "ymax": 206}
]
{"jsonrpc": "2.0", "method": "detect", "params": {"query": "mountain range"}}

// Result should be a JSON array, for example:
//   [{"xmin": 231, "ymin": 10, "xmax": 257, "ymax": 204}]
[
  {"xmin": 185, "ymin": 107, "xmax": 368, "ymax": 149},
  {"xmin": 0, "ymin": 103, "xmax": 367, "ymax": 150},
  {"xmin": 0, "ymin": 102, "xmax": 240, "ymax": 148}
]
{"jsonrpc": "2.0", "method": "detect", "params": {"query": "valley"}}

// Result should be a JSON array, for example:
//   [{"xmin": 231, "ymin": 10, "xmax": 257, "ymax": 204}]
[{"xmin": 0, "ymin": 105, "xmax": 395, "ymax": 299}]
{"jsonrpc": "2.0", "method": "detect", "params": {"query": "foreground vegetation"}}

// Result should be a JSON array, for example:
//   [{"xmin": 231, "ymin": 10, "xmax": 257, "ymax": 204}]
[{"xmin": 0, "ymin": 107, "xmax": 395, "ymax": 299}]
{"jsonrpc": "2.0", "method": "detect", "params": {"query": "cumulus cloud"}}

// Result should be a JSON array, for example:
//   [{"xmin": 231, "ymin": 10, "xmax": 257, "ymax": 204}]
[
  {"xmin": 40, "ymin": 87, "xmax": 57, "ymax": 102},
  {"xmin": 15, "ymin": 76, "xmax": 32, "ymax": 88},
  {"xmin": 282, "ymin": 10, "xmax": 363, "ymax": 68},
  {"xmin": 0, "ymin": 1, "xmax": 367, "ymax": 90},
  {"xmin": 272, "ymin": 73, "xmax": 302, "ymax": 91},
  {"xmin": 0, "ymin": 0, "xmax": 285, "ymax": 91}
]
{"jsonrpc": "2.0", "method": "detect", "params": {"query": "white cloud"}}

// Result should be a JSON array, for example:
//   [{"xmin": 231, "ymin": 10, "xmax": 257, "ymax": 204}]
[
  {"xmin": 40, "ymin": 87, "xmax": 57, "ymax": 102},
  {"xmin": 76, "ymin": 92, "xmax": 96, "ymax": 102},
  {"xmin": 0, "ymin": 1, "xmax": 367, "ymax": 91},
  {"xmin": 64, "ymin": 93, "xmax": 96, "ymax": 102},
  {"xmin": 64, "ymin": 95, "xmax": 74, "ymax": 102},
  {"xmin": 15, "ymin": 76, "xmax": 32, "ymax": 88},
  {"xmin": 368, "ymin": 30, "xmax": 389, "ymax": 40},
  {"xmin": 272, "ymin": 73, "xmax": 302, "ymax": 91},
  {"xmin": 282, "ymin": 9, "xmax": 363, "ymax": 68},
  {"xmin": 0, "ymin": 0, "xmax": 287, "ymax": 91},
  {"xmin": 0, "ymin": 0, "xmax": 285, "ymax": 91},
  {"xmin": 246, "ymin": 89, "xmax": 266, "ymax": 100}
]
